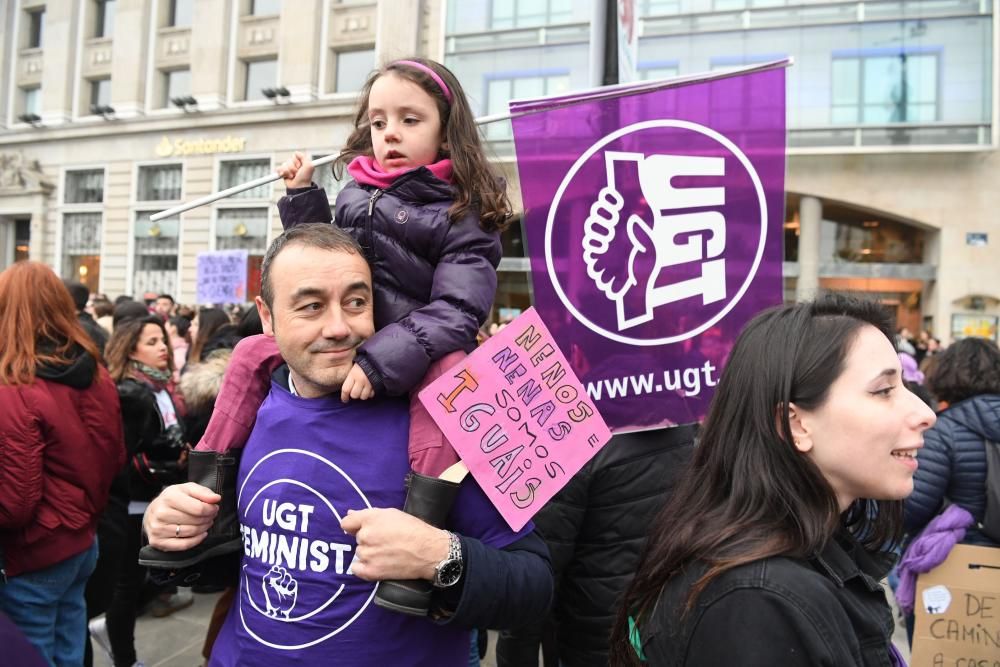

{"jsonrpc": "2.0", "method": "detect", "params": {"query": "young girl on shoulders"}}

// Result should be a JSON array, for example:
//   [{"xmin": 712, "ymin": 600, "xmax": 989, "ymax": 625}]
[
  {"xmin": 222, "ymin": 57, "xmax": 508, "ymax": 460},
  {"xmin": 140, "ymin": 58, "xmax": 511, "ymax": 570}
]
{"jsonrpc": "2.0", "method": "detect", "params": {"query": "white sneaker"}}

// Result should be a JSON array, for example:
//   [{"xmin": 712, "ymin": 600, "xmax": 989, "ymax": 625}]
[{"xmin": 88, "ymin": 615, "xmax": 113, "ymax": 662}]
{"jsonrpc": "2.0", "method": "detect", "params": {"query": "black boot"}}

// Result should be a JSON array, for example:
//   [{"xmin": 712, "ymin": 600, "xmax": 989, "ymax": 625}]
[
  {"xmin": 138, "ymin": 450, "xmax": 242, "ymax": 570},
  {"xmin": 374, "ymin": 472, "xmax": 461, "ymax": 616}
]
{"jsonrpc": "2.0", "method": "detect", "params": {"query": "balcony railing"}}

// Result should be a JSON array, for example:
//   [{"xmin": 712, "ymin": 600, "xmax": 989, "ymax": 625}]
[{"xmin": 789, "ymin": 122, "xmax": 992, "ymax": 149}]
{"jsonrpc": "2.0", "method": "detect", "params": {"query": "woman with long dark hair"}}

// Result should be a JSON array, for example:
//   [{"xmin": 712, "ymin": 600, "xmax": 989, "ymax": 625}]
[
  {"xmin": 186, "ymin": 307, "xmax": 236, "ymax": 366},
  {"xmin": 610, "ymin": 294, "xmax": 936, "ymax": 666},
  {"xmin": 0, "ymin": 262, "xmax": 125, "ymax": 665},
  {"xmin": 97, "ymin": 316, "xmax": 188, "ymax": 667}
]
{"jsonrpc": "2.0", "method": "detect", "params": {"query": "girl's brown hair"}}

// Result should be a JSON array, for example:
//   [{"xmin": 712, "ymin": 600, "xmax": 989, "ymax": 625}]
[
  {"xmin": 333, "ymin": 57, "xmax": 512, "ymax": 233},
  {"xmin": 106, "ymin": 316, "xmax": 174, "ymax": 383},
  {"xmin": 0, "ymin": 261, "xmax": 100, "ymax": 385}
]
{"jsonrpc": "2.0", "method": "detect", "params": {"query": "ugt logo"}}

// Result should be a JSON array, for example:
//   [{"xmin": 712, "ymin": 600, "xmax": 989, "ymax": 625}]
[
  {"xmin": 544, "ymin": 120, "xmax": 768, "ymax": 346},
  {"xmin": 584, "ymin": 151, "xmax": 726, "ymax": 330}
]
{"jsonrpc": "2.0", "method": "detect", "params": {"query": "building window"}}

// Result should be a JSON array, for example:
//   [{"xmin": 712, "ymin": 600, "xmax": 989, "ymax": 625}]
[
  {"xmin": 162, "ymin": 68, "xmax": 191, "ymax": 108},
  {"xmin": 639, "ymin": 64, "xmax": 679, "ymax": 80},
  {"xmin": 138, "ymin": 164, "xmax": 182, "ymax": 201},
  {"xmin": 832, "ymin": 51, "xmax": 939, "ymax": 124},
  {"xmin": 243, "ymin": 58, "xmax": 277, "ymax": 101},
  {"xmin": 26, "ymin": 8, "xmax": 44, "ymax": 48},
  {"xmin": 133, "ymin": 213, "xmax": 179, "ymax": 297},
  {"xmin": 20, "ymin": 86, "xmax": 41, "ymax": 116},
  {"xmin": 248, "ymin": 0, "xmax": 281, "ymax": 17},
  {"xmin": 65, "ymin": 169, "xmax": 104, "ymax": 204},
  {"xmin": 638, "ymin": 0, "xmax": 681, "ymax": 16},
  {"xmin": 168, "ymin": 0, "xmax": 193, "ymax": 27},
  {"xmin": 216, "ymin": 208, "xmax": 268, "ymax": 300},
  {"xmin": 63, "ymin": 213, "xmax": 102, "ymax": 291},
  {"xmin": 219, "ymin": 159, "xmax": 271, "ymax": 199},
  {"xmin": 90, "ymin": 78, "xmax": 111, "ymax": 112},
  {"xmin": 491, "ymin": 0, "xmax": 573, "ymax": 30},
  {"xmin": 15, "ymin": 219, "xmax": 30, "ymax": 263},
  {"xmin": 334, "ymin": 49, "xmax": 375, "ymax": 93},
  {"xmin": 828, "ymin": 218, "xmax": 925, "ymax": 265},
  {"xmin": 713, "ymin": 0, "xmax": 787, "ymax": 9},
  {"xmin": 485, "ymin": 72, "xmax": 570, "ymax": 140},
  {"xmin": 94, "ymin": 0, "xmax": 116, "ymax": 38}
]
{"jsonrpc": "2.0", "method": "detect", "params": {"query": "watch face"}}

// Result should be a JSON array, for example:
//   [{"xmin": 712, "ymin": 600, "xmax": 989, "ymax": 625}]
[{"xmin": 436, "ymin": 559, "xmax": 463, "ymax": 587}]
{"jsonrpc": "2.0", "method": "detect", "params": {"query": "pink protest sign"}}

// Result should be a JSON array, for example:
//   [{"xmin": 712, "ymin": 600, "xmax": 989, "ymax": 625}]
[{"xmin": 418, "ymin": 308, "xmax": 612, "ymax": 531}]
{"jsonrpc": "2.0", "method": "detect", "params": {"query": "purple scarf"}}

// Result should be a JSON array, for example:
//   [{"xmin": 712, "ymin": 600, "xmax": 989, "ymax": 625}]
[{"xmin": 895, "ymin": 504, "xmax": 974, "ymax": 615}]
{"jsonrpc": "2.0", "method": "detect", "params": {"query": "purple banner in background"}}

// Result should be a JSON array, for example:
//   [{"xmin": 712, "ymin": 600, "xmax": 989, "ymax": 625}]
[{"xmin": 510, "ymin": 65, "xmax": 787, "ymax": 432}]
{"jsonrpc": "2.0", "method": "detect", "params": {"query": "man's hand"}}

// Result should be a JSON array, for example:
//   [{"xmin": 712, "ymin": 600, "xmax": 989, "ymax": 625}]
[
  {"xmin": 340, "ymin": 508, "xmax": 450, "ymax": 582},
  {"xmin": 143, "ymin": 482, "xmax": 221, "ymax": 551},
  {"xmin": 276, "ymin": 151, "xmax": 315, "ymax": 189},
  {"xmin": 341, "ymin": 363, "xmax": 374, "ymax": 403}
]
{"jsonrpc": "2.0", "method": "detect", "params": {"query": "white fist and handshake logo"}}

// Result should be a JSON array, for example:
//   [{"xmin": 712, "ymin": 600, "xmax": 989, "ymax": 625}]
[{"xmin": 582, "ymin": 151, "xmax": 728, "ymax": 331}]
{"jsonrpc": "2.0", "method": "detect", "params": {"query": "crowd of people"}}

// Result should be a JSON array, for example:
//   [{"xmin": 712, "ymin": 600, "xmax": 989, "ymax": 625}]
[
  {"xmin": 0, "ymin": 273, "xmax": 264, "ymax": 667},
  {"xmin": 1, "ymin": 55, "xmax": 997, "ymax": 667}
]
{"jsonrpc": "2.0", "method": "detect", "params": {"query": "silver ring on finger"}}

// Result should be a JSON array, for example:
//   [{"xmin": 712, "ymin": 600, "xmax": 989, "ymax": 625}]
[{"xmin": 175, "ymin": 524, "xmax": 181, "ymax": 538}]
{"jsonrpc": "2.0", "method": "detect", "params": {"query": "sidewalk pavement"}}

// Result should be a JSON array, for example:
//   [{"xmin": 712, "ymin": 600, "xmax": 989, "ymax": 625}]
[
  {"xmin": 91, "ymin": 590, "xmax": 501, "ymax": 667},
  {"xmin": 91, "ymin": 586, "xmax": 907, "ymax": 666}
]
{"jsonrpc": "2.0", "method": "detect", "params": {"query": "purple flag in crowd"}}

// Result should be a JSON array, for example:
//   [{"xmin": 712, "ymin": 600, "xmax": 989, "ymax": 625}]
[{"xmin": 510, "ymin": 62, "xmax": 787, "ymax": 432}]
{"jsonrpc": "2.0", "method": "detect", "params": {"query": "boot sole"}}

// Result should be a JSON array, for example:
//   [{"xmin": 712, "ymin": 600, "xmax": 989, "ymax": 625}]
[
  {"xmin": 138, "ymin": 539, "xmax": 242, "ymax": 570},
  {"xmin": 373, "ymin": 592, "xmax": 430, "ymax": 617}
]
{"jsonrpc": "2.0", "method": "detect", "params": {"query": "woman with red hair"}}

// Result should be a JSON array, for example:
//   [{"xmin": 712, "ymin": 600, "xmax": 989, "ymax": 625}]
[{"xmin": 0, "ymin": 261, "xmax": 125, "ymax": 665}]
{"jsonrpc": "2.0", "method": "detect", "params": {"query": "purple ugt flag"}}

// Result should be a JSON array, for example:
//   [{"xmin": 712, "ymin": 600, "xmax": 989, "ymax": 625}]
[{"xmin": 510, "ymin": 62, "xmax": 787, "ymax": 433}]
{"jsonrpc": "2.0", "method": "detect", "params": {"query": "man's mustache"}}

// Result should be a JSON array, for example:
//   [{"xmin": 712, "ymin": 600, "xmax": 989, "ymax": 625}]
[{"xmin": 307, "ymin": 338, "xmax": 363, "ymax": 354}]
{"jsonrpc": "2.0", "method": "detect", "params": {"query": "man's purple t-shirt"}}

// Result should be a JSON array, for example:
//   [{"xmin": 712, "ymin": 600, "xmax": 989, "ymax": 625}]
[{"xmin": 209, "ymin": 382, "xmax": 525, "ymax": 666}]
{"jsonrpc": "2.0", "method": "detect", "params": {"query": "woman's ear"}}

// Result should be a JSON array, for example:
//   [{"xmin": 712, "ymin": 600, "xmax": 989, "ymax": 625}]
[{"xmin": 787, "ymin": 403, "xmax": 813, "ymax": 453}]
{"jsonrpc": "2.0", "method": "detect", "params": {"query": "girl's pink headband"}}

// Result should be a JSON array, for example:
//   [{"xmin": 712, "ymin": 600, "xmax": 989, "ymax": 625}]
[{"xmin": 392, "ymin": 60, "xmax": 453, "ymax": 105}]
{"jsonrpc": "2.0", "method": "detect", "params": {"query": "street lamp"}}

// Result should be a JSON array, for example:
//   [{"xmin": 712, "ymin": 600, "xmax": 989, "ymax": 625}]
[
  {"xmin": 171, "ymin": 95, "xmax": 198, "ymax": 112},
  {"xmin": 261, "ymin": 87, "xmax": 291, "ymax": 103},
  {"xmin": 90, "ymin": 104, "xmax": 116, "ymax": 119}
]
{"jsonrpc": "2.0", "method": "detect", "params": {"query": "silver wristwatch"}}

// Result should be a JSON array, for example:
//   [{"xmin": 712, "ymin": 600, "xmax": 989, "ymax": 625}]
[{"xmin": 432, "ymin": 531, "xmax": 464, "ymax": 588}]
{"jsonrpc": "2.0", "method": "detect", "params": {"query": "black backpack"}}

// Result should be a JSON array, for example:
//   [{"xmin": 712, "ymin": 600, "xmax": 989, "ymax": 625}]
[{"xmin": 981, "ymin": 439, "xmax": 1000, "ymax": 543}]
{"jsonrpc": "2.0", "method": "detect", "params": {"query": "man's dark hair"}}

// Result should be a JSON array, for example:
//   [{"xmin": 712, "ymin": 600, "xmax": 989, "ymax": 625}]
[
  {"xmin": 157, "ymin": 294, "xmax": 175, "ymax": 304},
  {"xmin": 259, "ymin": 223, "xmax": 365, "ymax": 311},
  {"xmin": 63, "ymin": 280, "xmax": 89, "ymax": 311},
  {"xmin": 113, "ymin": 300, "xmax": 151, "ymax": 329},
  {"xmin": 93, "ymin": 299, "xmax": 114, "ymax": 318},
  {"xmin": 114, "ymin": 295, "xmax": 134, "ymax": 306},
  {"xmin": 927, "ymin": 337, "xmax": 1000, "ymax": 405},
  {"xmin": 169, "ymin": 315, "xmax": 191, "ymax": 339}
]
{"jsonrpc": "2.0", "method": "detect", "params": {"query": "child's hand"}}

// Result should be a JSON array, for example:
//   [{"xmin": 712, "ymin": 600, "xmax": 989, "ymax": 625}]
[
  {"xmin": 277, "ymin": 151, "xmax": 315, "ymax": 189},
  {"xmin": 341, "ymin": 363, "xmax": 374, "ymax": 403}
]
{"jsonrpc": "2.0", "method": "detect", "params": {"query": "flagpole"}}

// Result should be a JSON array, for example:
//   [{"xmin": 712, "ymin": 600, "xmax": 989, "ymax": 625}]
[
  {"xmin": 149, "ymin": 112, "xmax": 509, "ymax": 221},
  {"xmin": 149, "ymin": 59, "xmax": 791, "ymax": 223}
]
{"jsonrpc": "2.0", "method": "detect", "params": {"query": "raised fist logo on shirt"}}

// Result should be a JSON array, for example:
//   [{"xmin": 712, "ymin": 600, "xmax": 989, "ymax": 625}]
[{"xmin": 263, "ymin": 565, "xmax": 298, "ymax": 619}]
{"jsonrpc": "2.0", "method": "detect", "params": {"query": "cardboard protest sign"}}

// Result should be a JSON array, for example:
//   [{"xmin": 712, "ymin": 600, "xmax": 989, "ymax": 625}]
[
  {"xmin": 418, "ymin": 308, "xmax": 612, "ymax": 531},
  {"xmin": 196, "ymin": 249, "xmax": 248, "ymax": 304},
  {"xmin": 911, "ymin": 544, "xmax": 1000, "ymax": 667},
  {"xmin": 510, "ymin": 62, "xmax": 787, "ymax": 432}
]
